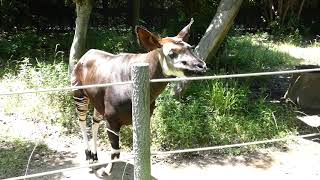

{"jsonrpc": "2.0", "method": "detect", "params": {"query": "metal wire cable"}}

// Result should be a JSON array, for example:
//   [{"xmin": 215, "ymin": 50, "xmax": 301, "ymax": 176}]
[
  {"xmin": 4, "ymin": 156, "xmax": 134, "ymax": 180},
  {"xmin": 0, "ymin": 81, "xmax": 133, "ymax": 96},
  {"xmin": 1, "ymin": 68, "xmax": 319, "ymax": 96},
  {"xmin": 150, "ymin": 68, "xmax": 320, "ymax": 83},
  {"xmin": 6, "ymin": 133, "xmax": 320, "ymax": 179},
  {"xmin": 151, "ymin": 133, "xmax": 320, "ymax": 156}
]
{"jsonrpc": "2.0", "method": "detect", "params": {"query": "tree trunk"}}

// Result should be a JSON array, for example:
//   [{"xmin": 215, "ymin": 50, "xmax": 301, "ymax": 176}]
[
  {"xmin": 172, "ymin": 0, "xmax": 243, "ymax": 97},
  {"xmin": 69, "ymin": 0, "xmax": 93, "ymax": 75},
  {"xmin": 297, "ymin": 0, "xmax": 306, "ymax": 21},
  {"xmin": 281, "ymin": 0, "xmax": 296, "ymax": 25},
  {"xmin": 132, "ymin": 0, "xmax": 140, "ymax": 34},
  {"xmin": 128, "ymin": 0, "xmax": 140, "ymax": 34},
  {"xmin": 268, "ymin": 0, "xmax": 274, "ymax": 22},
  {"xmin": 194, "ymin": 0, "xmax": 243, "ymax": 62},
  {"xmin": 278, "ymin": 0, "xmax": 283, "ymax": 19}
]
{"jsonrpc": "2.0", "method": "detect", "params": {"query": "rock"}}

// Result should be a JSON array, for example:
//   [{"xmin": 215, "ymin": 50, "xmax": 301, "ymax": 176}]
[{"xmin": 284, "ymin": 65, "xmax": 320, "ymax": 111}]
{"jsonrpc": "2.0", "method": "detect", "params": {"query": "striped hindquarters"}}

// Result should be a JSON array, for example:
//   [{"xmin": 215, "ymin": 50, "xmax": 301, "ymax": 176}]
[{"xmin": 73, "ymin": 94, "xmax": 89, "ymax": 121}]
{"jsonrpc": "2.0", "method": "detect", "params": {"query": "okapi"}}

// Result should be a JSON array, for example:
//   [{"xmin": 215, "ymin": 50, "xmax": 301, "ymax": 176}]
[{"xmin": 71, "ymin": 18, "xmax": 206, "ymax": 175}]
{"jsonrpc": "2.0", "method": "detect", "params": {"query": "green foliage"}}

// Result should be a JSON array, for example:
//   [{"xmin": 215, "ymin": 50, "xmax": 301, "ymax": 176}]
[
  {"xmin": 87, "ymin": 27, "xmax": 138, "ymax": 54},
  {"xmin": 149, "ymin": 33, "xmax": 301, "ymax": 153},
  {"xmin": 0, "ymin": 58, "xmax": 77, "ymax": 132},
  {"xmin": 0, "ymin": 29, "xmax": 73, "ymax": 69},
  {"xmin": 217, "ymin": 33, "xmax": 298, "ymax": 72},
  {"xmin": 151, "ymin": 79, "xmax": 298, "ymax": 152},
  {"xmin": 269, "ymin": 18, "xmax": 304, "ymax": 44}
]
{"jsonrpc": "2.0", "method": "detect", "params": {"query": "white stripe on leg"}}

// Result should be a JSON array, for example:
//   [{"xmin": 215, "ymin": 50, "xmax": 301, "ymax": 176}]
[
  {"xmin": 79, "ymin": 120, "xmax": 90, "ymax": 151},
  {"xmin": 92, "ymin": 122, "xmax": 100, "ymax": 154},
  {"xmin": 111, "ymin": 147, "xmax": 121, "ymax": 154}
]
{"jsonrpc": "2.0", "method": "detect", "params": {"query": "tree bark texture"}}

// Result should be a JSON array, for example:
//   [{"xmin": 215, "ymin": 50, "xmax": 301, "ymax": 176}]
[
  {"xmin": 297, "ymin": 0, "xmax": 306, "ymax": 20},
  {"xmin": 132, "ymin": 0, "xmax": 140, "ymax": 33},
  {"xmin": 194, "ymin": 0, "xmax": 243, "ymax": 62},
  {"xmin": 69, "ymin": 0, "xmax": 93, "ymax": 75},
  {"xmin": 172, "ymin": 0, "xmax": 243, "ymax": 97}
]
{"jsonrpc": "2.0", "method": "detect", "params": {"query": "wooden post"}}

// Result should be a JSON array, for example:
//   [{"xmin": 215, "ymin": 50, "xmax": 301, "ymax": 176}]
[{"xmin": 131, "ymin": 63, "xmax": 151, "ymax": 180}]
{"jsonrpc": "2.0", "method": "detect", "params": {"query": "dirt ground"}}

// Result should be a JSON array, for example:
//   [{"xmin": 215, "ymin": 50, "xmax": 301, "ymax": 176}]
[{"xmin": 1, "ymin": 115, "xmax": 320, "ymax": 180}]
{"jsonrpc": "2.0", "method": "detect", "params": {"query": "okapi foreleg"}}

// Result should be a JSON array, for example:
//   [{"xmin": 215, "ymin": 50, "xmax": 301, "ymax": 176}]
[{"xmin": 103, "ymin": 121, "xmax": 120, "ymax": 175}]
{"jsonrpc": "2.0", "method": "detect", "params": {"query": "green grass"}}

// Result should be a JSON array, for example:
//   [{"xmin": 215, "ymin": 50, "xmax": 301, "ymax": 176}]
[
  {"xmin": 0, "ymin": 58, "xmax": 77, "ymax": 132},
  {"xmin": 150, "ymin": 79, "xmax": 298, "ymax": 153},
  {"xmin": 147, "ymin": 32, "xmax": 303, "ymax": 152},
  {"xmin": 216, "ymin": 32, "xmax": 299, "ymax": 73}
]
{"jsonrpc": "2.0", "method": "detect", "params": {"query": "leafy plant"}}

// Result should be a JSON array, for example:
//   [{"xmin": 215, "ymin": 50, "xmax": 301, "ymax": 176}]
[
  {"xmin": 0, "ymin": 58, "xmax": 77, "ymax": 132},
  {"xmin": 151, "ymin": 79, "xmax": 298, "ymax": 152}
]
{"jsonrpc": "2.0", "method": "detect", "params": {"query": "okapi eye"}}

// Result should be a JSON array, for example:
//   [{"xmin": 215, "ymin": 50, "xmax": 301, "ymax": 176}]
[{"xmin": 168, "ymin": 51, "xmax": 178, "ymax": 59}]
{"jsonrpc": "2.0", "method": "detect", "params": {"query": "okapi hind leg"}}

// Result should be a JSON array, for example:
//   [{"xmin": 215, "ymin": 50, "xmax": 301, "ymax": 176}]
[
  {"xmin": 101, "ymin": 121, "xmax": 120, "ymax": 176},
  {"xmin": 73, "ymin": 93, "xmax": 92, "ymax": 161},
  {"xmin": 90, "ymin": 109, "xmax": 103, "ymax": 163}
]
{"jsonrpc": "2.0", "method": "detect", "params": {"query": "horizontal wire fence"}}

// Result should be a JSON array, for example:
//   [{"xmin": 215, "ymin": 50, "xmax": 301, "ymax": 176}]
[
  {"xmin": 2, "ymin": 67, "xmax": 320, "ymax": 179},
  {"xmin": 5, "ymin": 157, "xmax": 134, "ymax": 180},
  {"xmin": 151, "ymin": 133, "xmax": 320, "ymax": 156},
  {"xmin": 5, "ymin": 132, "xmax": 320, "ymax": 180},
  {"xmin": 1, "ymin": 68, "xmax": 320, "ymax": 96}
]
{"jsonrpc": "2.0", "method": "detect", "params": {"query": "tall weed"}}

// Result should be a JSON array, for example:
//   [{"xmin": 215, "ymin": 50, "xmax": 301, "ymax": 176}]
[
  {"xmin": 0, "ymin": 58, "xmax": 76, "ymax": 132},
  {"xmin": 151, "ymin": 79, "xmax": 298, "ymax": 152}
]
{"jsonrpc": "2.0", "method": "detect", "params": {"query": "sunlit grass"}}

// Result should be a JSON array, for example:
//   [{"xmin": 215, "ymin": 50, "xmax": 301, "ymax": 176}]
[{"xmin": 276, "ymin": 44, "xmax": 320, "ymax": 65}]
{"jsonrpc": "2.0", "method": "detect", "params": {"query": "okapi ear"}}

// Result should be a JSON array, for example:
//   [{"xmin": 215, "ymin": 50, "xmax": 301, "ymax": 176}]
[
  {"xmin": 135, "ymin": 26, "xmax": 162, "ymax": 52},
  {"xmin": 176, "ymin": 18, "xmax": 194, "ymax": 42}
]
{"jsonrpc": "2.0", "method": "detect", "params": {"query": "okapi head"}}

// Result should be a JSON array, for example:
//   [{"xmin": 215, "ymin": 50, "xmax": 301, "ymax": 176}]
[{"xmin": 135, "ymin": 18, "xmax": 207, "ymax": 77}]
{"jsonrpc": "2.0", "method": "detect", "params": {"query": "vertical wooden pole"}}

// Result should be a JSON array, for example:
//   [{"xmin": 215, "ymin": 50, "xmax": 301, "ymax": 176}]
[{"xmin": 131, "ymin": 63, "xmax": 151, "ymax": 180}]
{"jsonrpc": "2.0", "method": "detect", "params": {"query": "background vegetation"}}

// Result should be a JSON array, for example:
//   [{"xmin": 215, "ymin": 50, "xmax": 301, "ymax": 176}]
[{"xmin": 1, "ymin": 0, "xmax": 319, "ymax": 156}]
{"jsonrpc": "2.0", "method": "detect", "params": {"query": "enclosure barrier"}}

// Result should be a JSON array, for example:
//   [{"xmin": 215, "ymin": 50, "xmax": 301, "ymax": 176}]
[
  {"xmin": 1, "ymin": 68, "xmax": 320, "ymax": 96},
  {"xmin": 1, "ymin": 67, "xmax": 320, "ymax": 180},
  {"xmin": 5, "ymin": 157, "xmax": 134, "ymax": 180}
]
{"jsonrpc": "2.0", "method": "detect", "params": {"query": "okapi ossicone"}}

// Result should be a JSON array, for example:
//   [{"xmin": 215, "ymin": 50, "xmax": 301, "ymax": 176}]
[{"xmin": 71, "ymin": 19, "xmax": 206, "ymax": 175}]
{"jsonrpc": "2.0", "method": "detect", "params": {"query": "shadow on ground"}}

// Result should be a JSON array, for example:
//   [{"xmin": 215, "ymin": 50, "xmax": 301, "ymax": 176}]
[
  {"xmin": 74, "ymin": 162, "xmax": 158, "ymax": 180},
  {"xmin": 155, "ymin": 150, "xmax": 278, "ymax": 170},
  {"xmin": 0, "ymin": 138, "xmax": 76, "ymax": 179}
]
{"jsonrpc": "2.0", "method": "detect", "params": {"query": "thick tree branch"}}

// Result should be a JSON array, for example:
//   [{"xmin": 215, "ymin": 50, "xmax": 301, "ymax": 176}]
[
  {"xmin": 69, "ymin": 0, "xmax": 93, "ymax": 75},
  {"xmin": 172, "ymin": 0, "xmax": 243, "ymax": 97}
]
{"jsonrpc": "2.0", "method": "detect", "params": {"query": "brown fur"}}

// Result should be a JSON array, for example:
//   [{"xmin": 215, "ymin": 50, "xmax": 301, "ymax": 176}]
[{"xmin": 72, "ymin": 49, "xmax": 167, "ymax": 126}]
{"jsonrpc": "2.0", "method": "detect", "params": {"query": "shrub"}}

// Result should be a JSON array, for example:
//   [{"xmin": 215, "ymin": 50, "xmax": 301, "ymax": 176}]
[
  {"xmin": 0, "ymin": 58, "xmax": 77, "ymax": 132},
  {"xmin": 151, "ymin": 79, "xmax": 298, "ymax": 152},
  {"xmin": 218, "ymin": 33, "xmax": 298, "ymax": 73}
]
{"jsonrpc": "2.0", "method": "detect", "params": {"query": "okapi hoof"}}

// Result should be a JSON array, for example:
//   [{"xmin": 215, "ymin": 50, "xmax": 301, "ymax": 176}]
[
  {"xmin": 111, "ymin": 152, "xmax": 120, "ymax": 160},
  {"xmin": 104, "ymin": 163, "xmax": 113, "ymax": 176},
  {"xmin": 95, "ymin": 166, "xmax": 111, "ymax": 177},
  {"xmin": 85, "ymin": 150, "xmax": 99, "ymax": 164},
  {"xmin": 85, "ymin": 149, "xmax": 92, "ymax": 161},
  {"xmin": 89, "ymin": 152, "xmax": 98, "ymax": 163}
]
